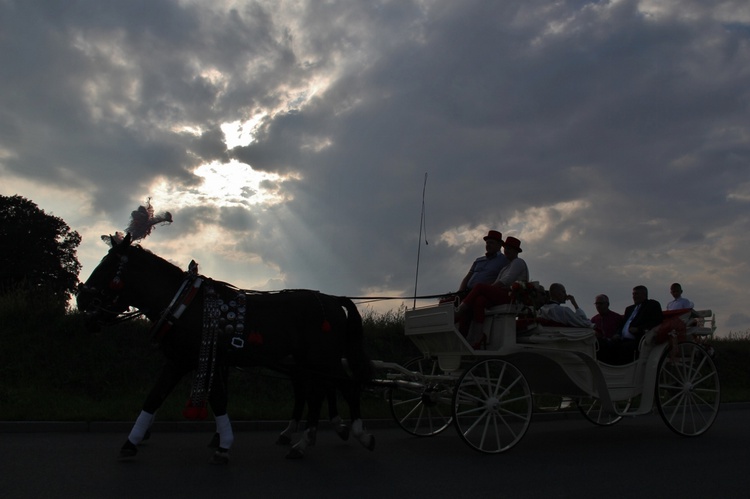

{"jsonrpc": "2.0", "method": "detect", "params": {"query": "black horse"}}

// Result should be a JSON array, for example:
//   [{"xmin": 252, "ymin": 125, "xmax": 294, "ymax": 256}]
[
  {"xmin": 77, "ymin": 233, "xmax": 374, "ymax": 462},
  {"xmin": 276, "ymin": 381, "xmax": 350, "ymax": 446}
]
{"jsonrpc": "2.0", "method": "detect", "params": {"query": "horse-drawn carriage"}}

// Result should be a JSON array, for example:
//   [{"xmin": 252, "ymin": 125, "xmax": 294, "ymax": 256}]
[
  {"xmin": 372, "ymin": 297, "xmax": 719, "ymax": 453},
  {"xmin": 77, "ymin": 224, "xmax": 719, "ymax": 460}
]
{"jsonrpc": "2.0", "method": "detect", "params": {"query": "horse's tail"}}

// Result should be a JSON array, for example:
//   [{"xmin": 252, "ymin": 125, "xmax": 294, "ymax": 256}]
[{"xmin": 338, "ymin": 297, "xmax": 374, "ymax": 386}]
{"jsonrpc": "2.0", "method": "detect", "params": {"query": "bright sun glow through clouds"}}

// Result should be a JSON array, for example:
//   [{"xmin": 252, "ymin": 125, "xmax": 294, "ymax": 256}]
[
  {"xmin": 153, "ymin": 117, "xmax": 294, "ymax": 210},
  {"xmin": 152, "ymin": 160, "xmax": 290, "ymax": 209}
]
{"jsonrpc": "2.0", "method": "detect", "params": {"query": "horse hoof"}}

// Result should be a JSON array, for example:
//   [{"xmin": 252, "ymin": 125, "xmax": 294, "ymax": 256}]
[
  {"xmin": 276, "ymin": 434, "xmax": 292, "ymax": 446},
  {"xmin": 119, "ymin": 440, "xmax": 138, "ymax": 459},
  {"xmin": 208, "ymin": 432, "xmax": 220, "ymax": 448},
  {"xmin": 335, "ymin": 425, "xmax": 350, "ymax": 441},
  {"xmin": 362, "ymin": 435, "xmax": 375, "ymax": 451},
  {"xmin": 285, "ymin": 447, "xmax": 304, "ymax": 459},
  {"xmin": 210, "ymin": 450, "xmax": 230, "ymax": 465}
]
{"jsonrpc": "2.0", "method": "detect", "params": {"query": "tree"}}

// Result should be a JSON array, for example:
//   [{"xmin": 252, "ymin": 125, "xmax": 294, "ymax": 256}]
[{"xmin": 0, "ymin": 195, "xmax": 82, "ymax": 307}]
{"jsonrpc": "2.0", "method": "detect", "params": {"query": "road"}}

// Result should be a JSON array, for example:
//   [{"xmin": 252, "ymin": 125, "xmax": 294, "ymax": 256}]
[{"xmin": 2, "ymin": 407, "xmax": 748, "ymax": 499}]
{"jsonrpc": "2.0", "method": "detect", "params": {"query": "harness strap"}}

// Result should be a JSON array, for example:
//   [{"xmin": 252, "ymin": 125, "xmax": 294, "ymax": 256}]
[
  {"xmin": 185, "ymin": 284, "xmax": 221, "ymax": 420},
  {"xmin": 151, "ymin": 274, "xmax": 204, "ymax": 343}
]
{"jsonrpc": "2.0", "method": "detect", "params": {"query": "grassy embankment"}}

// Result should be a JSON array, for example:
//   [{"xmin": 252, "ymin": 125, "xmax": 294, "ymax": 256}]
[{"xmin": 1, "ymin": 289, "xmax": 748, "ymax": 422}]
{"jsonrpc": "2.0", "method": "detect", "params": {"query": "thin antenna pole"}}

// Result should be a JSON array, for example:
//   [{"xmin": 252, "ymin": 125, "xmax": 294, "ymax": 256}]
[{"xmin": 413, "ymin": 172, "xmax": 428, "ymax": 310}]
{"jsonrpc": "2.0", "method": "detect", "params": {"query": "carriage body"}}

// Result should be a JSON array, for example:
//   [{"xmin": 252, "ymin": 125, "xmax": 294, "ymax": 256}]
[
  {"xmin": 77, "ymin": 233, "xmax": 719, "ymax": 458},
  {"xmin": 377, "ymin": 300, "xmax": 720, "ymax": 454}
]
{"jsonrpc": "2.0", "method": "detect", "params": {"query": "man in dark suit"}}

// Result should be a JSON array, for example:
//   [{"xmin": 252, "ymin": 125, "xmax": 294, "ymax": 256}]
[{"xmin": 599, "ymin": 285, "xmax": 663, "ymax": 365}]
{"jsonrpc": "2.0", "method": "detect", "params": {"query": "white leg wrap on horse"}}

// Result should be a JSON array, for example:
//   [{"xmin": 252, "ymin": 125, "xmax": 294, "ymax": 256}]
[
  {"xmin": 352, "ymin": 418, "xmax": 374, "ymax": 450},
  {"xmin": 215, "ymin": 414, "xmax": 234, "ymax": 450},
  {"xmin": 291, "ymin": 427, "xmax": 316, "ymax": 455},
  {"xmin": 128, "ymin": 411, "xmax": 155, "ymax": 445},
  {"xmin": 280, "ymin": 419, "xmax": 299, "ymax": 437},
  {"xmin": 352, "ymin": 418, "xmax": 364, "ymax": 437}
]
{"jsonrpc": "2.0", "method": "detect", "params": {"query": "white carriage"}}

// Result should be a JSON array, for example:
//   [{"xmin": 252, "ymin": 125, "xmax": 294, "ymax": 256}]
[{"xmin": 372, "ymin": 292, "xmax": 719, "ymax": 454}]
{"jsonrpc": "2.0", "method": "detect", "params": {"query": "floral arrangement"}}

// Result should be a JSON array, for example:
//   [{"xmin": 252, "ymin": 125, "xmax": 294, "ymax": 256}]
[{"xmin": 510, "ymin": 281, "xmax": 546, "ymax": 310}]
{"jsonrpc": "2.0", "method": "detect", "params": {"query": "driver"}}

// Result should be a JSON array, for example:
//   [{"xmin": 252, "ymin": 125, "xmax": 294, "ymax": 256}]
[{"xmin": 456, "ymin": 236, "xmax": 528, "ymax": 347}]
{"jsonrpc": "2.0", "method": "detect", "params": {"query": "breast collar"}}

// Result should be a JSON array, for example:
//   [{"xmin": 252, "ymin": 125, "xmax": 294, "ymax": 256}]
[{"xmin": 151, "ymin": 265, "xmax": 204, "ymax": 343}]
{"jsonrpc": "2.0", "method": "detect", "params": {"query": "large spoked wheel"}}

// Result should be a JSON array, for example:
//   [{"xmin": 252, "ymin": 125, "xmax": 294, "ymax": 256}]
[
  {"xmin": 388, "ymin": 357, "xmax": 453, "ymax": 437},
  {"xmin": 453, "ymin": 358, "xmax": 533, "ymax": 454},
  {"xmin": 577, "ymin": 397, "xmax": 632, "ymax": 426},
  {"xmin": 656, "ymin": 341, "xmax": 720, "ymax": 437}
]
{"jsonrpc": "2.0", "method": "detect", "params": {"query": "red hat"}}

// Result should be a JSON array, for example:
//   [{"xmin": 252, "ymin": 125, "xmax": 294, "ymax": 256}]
[
  {"xmin": 483, "ymin": 230, "xmax": 503, "ymax": 242},
  {"xmin": 503, "ymin": 236, "xmax": 523, "ymax": 252}
]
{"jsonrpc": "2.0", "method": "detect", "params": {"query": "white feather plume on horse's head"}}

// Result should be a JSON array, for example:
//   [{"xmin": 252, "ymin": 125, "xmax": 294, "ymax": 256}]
[{"xmin": 101, "ymin": 198, "xmax": 173, "ymax": 247}]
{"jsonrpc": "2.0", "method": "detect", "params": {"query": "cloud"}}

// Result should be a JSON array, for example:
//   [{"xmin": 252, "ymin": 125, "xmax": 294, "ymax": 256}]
[{"xmin": 1, "ymin": 0, "xmax": 750, "ymax": 334}]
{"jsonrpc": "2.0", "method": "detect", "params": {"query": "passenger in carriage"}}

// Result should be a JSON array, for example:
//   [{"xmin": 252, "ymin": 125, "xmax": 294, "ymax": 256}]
[
  {"xmin": 454, "ymin": 230, "xmax": 508, "ymax": 336},
  {"xmin": 456, "ymin": 236, "xmax": 528, "ymax": 347},
  {"xmin": 591, "ymin": 294, "xmax": 623, "ymax": 340},
  {"xmin": 538, "ymin": 283, "xmax": 594, "ymax": 328},
  {"xmin": 457, "ymin": 230, "xmax": 509, "ymax": 296},
  {"xmin": 666, "ymin": 283, "xmax": 694, "ymax": 311},
  {"xmin": 600, "ymin": 285, "xmax": 663, "ymax": 365}
]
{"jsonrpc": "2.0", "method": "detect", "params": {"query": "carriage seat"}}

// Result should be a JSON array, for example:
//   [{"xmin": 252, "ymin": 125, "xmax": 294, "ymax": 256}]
[
  {"xmin": 686, "ymin": 309, "xmax": 716, "ymax": 336},
  {"xmin": 516, "ymin": 317, "xmax": 573, "ymax": 334},
  {"xmin": 642, "ymin": 308, "xmax": 715, "ymax": 347}
]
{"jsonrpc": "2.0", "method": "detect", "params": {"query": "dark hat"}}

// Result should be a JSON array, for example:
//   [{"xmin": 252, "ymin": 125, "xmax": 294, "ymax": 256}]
[
  {"xmin": 503, "ymin": 236, "xmax": 523, "ymax": 252},
  {"xmin": 483, "ymin": 230, "xmax": 503, "ymax": 242}
]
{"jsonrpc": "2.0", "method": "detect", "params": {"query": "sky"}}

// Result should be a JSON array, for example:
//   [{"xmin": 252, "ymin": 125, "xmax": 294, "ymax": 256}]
[{"xmin": 2, "ymin": 0, "xmax": 749, "ymax": 336}]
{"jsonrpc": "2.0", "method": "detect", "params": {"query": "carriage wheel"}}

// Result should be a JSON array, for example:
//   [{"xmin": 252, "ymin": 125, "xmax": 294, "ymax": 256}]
[
  {"xmin": 656, "ymin": 341, "xmax": 720, "ymax": 437},
  {"xmin": 388, "ymin": 357, "xmax": 453, "ymax": 437},
  {"xmin": 577, "ymin": 397, "xmax": 632, "ymax": 426},
  {"xmin": 453, "ymin": 358, "xmax": 532, "ymax": 454}
]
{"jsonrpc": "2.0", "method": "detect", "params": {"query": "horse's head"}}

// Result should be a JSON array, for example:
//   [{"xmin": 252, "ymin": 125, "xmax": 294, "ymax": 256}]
[{"xmin": 77, "ymin": 233, "xmax": 137, "ymax": 330}]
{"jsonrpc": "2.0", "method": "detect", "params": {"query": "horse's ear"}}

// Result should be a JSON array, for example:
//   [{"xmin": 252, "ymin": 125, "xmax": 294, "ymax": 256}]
[{"xmin": 103, "ymin": 232, "xmax": 131, "ymax": 250}]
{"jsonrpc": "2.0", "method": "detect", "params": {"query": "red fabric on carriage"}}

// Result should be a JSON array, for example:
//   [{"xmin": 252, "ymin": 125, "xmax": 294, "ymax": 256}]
[
  {"xmin": 653, "ymin": 308, "xmax": 691, "ymax": 344},
  {"xmin": 662, "ymin": 308, "xmax": 693, "ymax": 318}
]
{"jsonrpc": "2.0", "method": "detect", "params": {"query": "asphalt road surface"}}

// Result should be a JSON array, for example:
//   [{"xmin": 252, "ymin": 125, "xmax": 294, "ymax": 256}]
[{"xmin": 2, "ymin": 407, "xmax": 748, "ymax": 499}]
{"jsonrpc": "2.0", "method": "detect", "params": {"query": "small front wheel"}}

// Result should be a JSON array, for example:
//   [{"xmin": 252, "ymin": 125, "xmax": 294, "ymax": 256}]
[
  {"xmin": 453, "ymin": 358, "xmax": 532, "ymax": 453},
  {"xmin": 388, "ymin": 357, "xmax": 453, "ymax": 436},
  {"xmin": 656, "ymin": 342, "xmax": 720, "ymax": 437}
]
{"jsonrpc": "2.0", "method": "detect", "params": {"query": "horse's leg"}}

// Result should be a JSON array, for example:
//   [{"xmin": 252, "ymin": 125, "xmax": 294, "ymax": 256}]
[
  {"xmin": 277, "ymin": 371, "xmax": 305, "ymax": 446},
  {"xmin": 340, "ymin": 375, "xmax": 375, "ymax": 451},
  {"xmin": 120, "ymin": 361, "xmax": 187, "ymax": 459},
  {"xmin": 207, "ymin": 366, "xmax": 233, "ymax": 465},
  {"xmin": 286, "ymin": 373, "xmax": 325, "ymax": 459},
  {"xmin": 326, "ymin": 382, "xmax": 349, "ymax": 441}
]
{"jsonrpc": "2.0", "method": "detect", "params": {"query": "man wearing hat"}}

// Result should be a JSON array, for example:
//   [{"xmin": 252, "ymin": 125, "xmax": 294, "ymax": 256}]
[
  {"xmin": 457, "ymin": 230, "xmax": 508, "ymax": 296},
  {"xmin": 457, "ymin": 236, "xmax": 529, "ymax": 347}
]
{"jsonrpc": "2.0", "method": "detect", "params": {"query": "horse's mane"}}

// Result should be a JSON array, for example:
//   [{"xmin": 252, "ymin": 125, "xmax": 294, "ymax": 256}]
[
  {"xmin": 128, "ymin": 244, "xmax": 186, "ymax": 280},
  {"xmin": 124, "ymin": 245, "xmax": 283, "ymax": 296}
]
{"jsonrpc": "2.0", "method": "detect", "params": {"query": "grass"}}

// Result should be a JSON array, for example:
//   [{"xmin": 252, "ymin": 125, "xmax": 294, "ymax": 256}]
[
  {"xmin": 711, "ymin": 331, "xmax": 750, "ymax": 402},
  {"xmin": 1, "ymin": 289, "xmax": 748, "ymax": 422}
]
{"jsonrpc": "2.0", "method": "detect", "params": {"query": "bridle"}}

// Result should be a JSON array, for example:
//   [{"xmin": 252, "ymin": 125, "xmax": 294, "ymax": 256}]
[{"xmin": 77, "ymin": 251, "xmax": 143, "ymax": 326}]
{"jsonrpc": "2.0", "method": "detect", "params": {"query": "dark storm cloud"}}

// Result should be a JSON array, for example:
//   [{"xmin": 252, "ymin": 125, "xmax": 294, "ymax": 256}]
[{"xmin": 2, "ymin": 0, "xmax": 749, "ymax": 332}]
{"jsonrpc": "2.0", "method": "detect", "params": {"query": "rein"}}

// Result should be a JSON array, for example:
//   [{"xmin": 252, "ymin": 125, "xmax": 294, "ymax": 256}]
[{"xmin": 346, "ymin": 294, "xmax": 447, "ymax": 300}]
